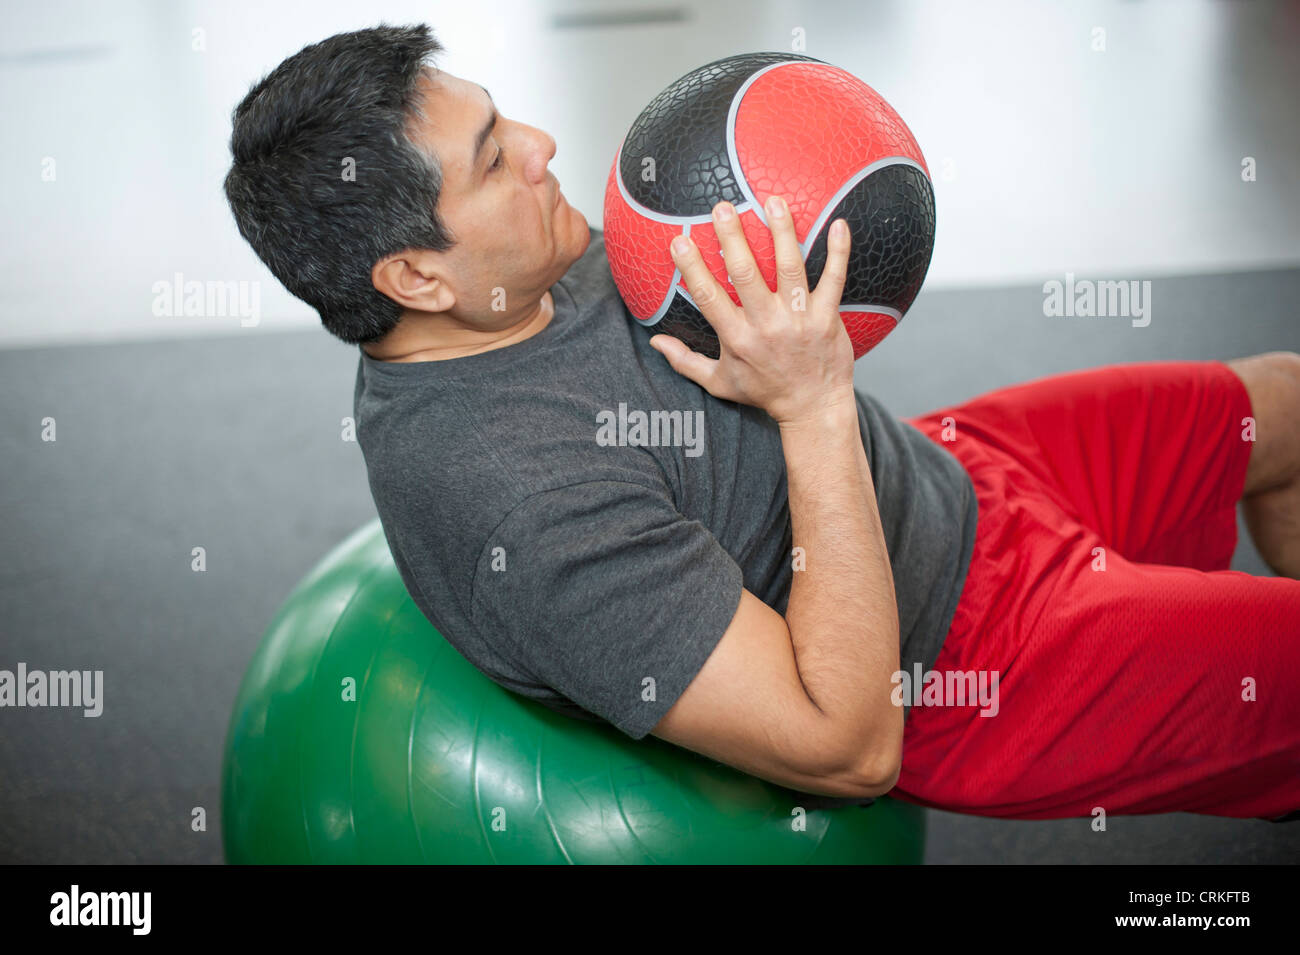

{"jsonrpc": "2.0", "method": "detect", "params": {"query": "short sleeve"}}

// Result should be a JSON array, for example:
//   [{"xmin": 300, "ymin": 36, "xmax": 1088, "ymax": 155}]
[{"xmin": 470, "ymin": 480, "xmax": 745, "ymax": 740}]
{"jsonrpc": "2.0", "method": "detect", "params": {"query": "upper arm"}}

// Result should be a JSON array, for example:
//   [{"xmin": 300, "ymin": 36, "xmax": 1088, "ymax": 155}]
[
  {"xmin": 470, "ymin": 480, "xmax": 749, "ymax": 740},
  {"xmin": 649, "ymin": 587, "xmax": 898, "ymax": 799},
  {"xmin": 469, "ymin": 480, "xmax": 897, "ymax": 796}
]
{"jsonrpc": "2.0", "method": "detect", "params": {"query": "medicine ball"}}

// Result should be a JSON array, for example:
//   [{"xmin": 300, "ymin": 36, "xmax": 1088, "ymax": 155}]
[{"xmin": 604, "ymin": 51, "xmax": 935, "ymax": 360}]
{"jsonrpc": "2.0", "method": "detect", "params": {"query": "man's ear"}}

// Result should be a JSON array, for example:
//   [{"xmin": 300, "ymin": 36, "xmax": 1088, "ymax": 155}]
[{"xmin": 372, "ymin": 250, "xmax": 457, "ymax": 313}]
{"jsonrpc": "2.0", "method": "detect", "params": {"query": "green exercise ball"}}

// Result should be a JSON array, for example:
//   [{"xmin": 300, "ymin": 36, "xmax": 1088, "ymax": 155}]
[{"xmin": 221, "ymin": 519, "xmax": 926, "ymax": 864}]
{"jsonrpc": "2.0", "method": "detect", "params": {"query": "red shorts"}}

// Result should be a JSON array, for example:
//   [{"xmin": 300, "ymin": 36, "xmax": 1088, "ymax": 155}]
[{"xmin": 897, "ymin": 360, "xmax": 1300, "ymax": 821}]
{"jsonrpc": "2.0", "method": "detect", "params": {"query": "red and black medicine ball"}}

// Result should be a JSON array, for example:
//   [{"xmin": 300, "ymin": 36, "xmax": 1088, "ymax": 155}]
[{"xmin": 603, "ymin": 51, "xmax": 935, "ymax": 361}]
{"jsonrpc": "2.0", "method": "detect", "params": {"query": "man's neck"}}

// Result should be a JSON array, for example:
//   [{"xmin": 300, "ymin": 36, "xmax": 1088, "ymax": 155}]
[{"xmin": 363, "ymin": 290, "xmax": 555, "ymax": 363}]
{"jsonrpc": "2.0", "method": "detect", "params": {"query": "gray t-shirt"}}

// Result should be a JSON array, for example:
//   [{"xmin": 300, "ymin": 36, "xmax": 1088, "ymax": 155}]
[{"xmin": 353, "ymin": 226, "xmax": 977, "ymax": 741}]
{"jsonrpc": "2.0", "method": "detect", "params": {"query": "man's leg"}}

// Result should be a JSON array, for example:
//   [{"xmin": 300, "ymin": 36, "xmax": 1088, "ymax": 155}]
[
  {"xmin": 1006, "ymin": 557, "xmax": 1300, "ymax": 821},
  {"xmin": 898, "ymin": 357, "xmax": 1300, "ymax": 821},
  {"xmin": 1226, "ymin": 351, "xmax": 1300, "ymax": 579},
  {"xmin": 892, "ymin": 491, "xmax": 1300, "ymax": 821},
  {"xmin": 921, "ymin": 357, "xmax": 1256, "ymax": 571}
]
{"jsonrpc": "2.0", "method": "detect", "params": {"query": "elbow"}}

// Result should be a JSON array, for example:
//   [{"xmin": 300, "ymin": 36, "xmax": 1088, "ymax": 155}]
[
  {"xmin": 865, "ymin": 750, "xmax": 902, "ymax": 797},
  {"xmin": 807, "ymin": 698, "xmax": 905, "ymax": 798},
  {"xmin": 839, "ymin": 730, "xmax": 903, "ymax": 798},
  {"xmin": 851, "ymin": 754, "xmax": 900, "ymax": 799}
]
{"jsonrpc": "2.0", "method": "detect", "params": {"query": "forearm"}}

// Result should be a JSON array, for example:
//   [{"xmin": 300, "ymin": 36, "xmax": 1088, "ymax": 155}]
[{"xmin": 778, "ymin": 392, "xmax": 902, "ymax": 777}]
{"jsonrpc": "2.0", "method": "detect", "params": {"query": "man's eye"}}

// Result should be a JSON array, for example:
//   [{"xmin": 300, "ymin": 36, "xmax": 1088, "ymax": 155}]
[{"xmin": 490, "ymin": 148, "xmax": 503, "ymax": 171}]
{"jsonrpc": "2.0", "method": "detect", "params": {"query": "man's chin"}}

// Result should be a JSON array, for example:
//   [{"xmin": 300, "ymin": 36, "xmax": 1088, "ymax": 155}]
[
  {"xmin": 565, "ymin": 205, "xmax": 591, "ymax": 253},
  {"xmin": 565, "ymin": 199, "xmax": 588, "ymax": 229}
]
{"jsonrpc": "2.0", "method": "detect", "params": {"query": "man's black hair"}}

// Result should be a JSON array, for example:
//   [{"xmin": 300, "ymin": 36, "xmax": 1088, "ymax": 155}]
[{"xmin": 223, "ymin": 23, "xmax": 454, "ymax": 344}]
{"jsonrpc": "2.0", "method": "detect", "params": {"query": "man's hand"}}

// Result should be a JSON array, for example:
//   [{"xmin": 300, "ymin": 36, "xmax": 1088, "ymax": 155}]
[{"xmin": 650, "ymin": 196, "xmax": 856, "ymax": 427}]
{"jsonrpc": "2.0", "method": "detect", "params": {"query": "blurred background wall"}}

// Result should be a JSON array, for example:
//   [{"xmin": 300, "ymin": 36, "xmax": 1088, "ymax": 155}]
[
  {"xmin": 2, "ymin": 0, "xmax": 1297, "ymax": 347},
  {"xmin": 1, "ymin": 0, "xmax": 1298, "ymax": 864}
]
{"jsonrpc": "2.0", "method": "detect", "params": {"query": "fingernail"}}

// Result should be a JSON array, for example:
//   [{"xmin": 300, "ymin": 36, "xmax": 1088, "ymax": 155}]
[
  {"xmin": 766, "ymin": 196, "xmax": 786, "ymax": 218},
  {"xmin": 714, "ymin": 202, "xmax": 734, "ymax": 221},
  {"xmin": 671, "ymin": 235, "xmax": 688, "ymax": 254}
]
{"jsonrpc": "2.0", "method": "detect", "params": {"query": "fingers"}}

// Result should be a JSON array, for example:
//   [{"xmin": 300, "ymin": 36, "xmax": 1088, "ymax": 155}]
[
  {"xmin": 764, "ymin": 195, "xmax": 807, "ymax": 310},
  {"xmin": 811, "ymin": 218, "xmax": 851, "ymax": 312},
  {"xmin": 670, "ymin": 232, "xmax": 743, "ymax": 344},
  {"xmin": 710, "ymin": 201, "xmax": 771, "ymax": 318},
  {"xmin": 649, "ymin": 334, "xmax": 718, "ymax": 390}
]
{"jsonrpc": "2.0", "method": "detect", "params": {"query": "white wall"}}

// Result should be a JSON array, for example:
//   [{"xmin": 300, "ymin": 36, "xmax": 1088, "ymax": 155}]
[{"xmin": 1, "ymin": 0, "xmax": 1297, "ymax": 348}]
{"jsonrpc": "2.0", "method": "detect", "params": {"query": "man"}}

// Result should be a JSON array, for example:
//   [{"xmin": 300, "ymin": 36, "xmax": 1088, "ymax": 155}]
[{"xmin": 224, "ymin": 24, "xmax": 1300, "ymax": 821}]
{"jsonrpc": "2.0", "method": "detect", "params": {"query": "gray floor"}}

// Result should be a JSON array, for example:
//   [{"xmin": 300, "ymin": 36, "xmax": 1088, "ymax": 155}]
[{"xmin": 1, "ymin": 267, "xmax": 1297, "ymax": 864}]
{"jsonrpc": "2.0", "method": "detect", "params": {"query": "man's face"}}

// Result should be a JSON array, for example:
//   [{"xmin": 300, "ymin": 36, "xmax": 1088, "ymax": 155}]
[{"xmin": 387, "ymin": 68, "xmax": 589, "ymax": 330}]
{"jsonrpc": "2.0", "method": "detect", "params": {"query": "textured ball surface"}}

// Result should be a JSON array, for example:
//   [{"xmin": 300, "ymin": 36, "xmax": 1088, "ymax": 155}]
[
  {"xmin": 221, "ymin": 519, "xmax": 927, "ymax": 864},
  {"xmin": 604, "ymin": 52, "xmax": 935, "ymax": 360}
]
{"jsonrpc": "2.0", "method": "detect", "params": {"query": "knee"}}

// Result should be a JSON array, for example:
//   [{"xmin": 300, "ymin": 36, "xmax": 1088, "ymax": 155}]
[
  {"xmin": 1232, "ymin": 351, "xmax": 1300, "ymax": 404},
  {"xmin": 1257, "ymin": 350, "xmax": 1300, "ymax": 386},
  {"xmin": 1232, "ymin": 351, "xmax": 1300, "ymax": 496},
  {"xmin": 1263, "ymin": 352, "xmax": 1300, "ymax": 422}
]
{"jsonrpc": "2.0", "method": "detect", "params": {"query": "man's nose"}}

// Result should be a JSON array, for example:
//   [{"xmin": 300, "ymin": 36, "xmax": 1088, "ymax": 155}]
[{"xmin": 527, "ymin": 129, "xmax": 557, "ymax": 182}]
